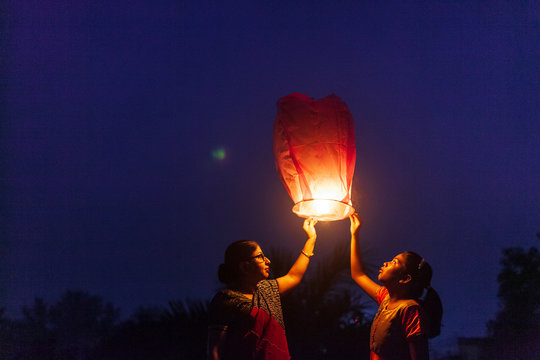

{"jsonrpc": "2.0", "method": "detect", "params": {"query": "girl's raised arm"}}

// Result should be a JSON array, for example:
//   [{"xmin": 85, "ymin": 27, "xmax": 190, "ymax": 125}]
[{"xmin": 350, "ymin": 214, "xmax": 380, "ymax": 301}]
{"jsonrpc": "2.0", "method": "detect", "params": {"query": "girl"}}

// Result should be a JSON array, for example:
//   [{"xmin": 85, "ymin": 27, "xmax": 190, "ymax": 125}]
[
  {"xmin": 350, "ymin": 213, "xmax": 443, "ymax": 360},
  {"xmin": 207, "ymin": 218, "xmax": 318, "ymax": 360}
]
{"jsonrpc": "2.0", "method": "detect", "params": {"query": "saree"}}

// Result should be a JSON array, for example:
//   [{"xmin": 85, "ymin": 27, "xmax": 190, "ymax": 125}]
[{"xmin": 208, "ymin": 279, "xmax": 290, "ymax": 360}]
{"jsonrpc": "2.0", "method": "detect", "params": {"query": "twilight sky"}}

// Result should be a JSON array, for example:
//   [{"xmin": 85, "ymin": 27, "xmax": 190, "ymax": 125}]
[{"xmin": 2, "ymin": 0, "xmax": 539, "ymax": 354}]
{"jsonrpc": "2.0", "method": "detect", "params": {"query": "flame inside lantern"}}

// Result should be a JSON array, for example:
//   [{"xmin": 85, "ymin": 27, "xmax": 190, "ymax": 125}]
[{"xmin": 273, "ymin": 93, "xmax": 356, "ymax": 221}]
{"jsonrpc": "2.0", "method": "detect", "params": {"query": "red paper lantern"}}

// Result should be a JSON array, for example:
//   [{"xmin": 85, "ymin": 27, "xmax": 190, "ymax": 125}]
[{"xmin": 273, "ymin": 93, "xmax": 356, "ymax": 221}]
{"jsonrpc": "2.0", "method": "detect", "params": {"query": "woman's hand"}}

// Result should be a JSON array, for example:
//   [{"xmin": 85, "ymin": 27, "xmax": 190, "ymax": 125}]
[
  {"xmin": 303, "ymin": 217, "xmax": 318, "ymax": 239},
  {"xmin": 277, "ymin": 217, "xmax": 318, "ymax": 295},
  {"xmin": 350, "ymin": 213, "xmax": 362, "ymax": 235}
]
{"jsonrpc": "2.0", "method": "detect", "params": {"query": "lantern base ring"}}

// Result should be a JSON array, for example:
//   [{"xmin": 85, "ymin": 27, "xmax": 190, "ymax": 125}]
[{"xmin": 292, "ymin": 199, "xmax": 355, "ymax": 221}]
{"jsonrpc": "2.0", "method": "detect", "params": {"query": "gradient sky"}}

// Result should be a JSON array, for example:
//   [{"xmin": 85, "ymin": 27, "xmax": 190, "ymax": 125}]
[{"xmin": 3, "ymin": 1, "xmax": 539, "ymax": 354}]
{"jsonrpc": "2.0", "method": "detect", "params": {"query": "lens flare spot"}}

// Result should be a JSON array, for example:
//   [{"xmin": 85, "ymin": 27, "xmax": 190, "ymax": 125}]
[{"xmin": 212, "ymin": 148, "xmax": 226, "ymax": 160}]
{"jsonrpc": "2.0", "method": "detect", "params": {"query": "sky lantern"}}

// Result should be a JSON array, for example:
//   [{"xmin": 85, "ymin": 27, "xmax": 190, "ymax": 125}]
[{"xmin": 273, "ymin": 92, "xmax": 356, "ymax": 221}]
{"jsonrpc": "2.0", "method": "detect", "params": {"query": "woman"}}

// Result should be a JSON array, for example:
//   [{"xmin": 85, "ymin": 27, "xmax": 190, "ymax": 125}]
[
  {"xmin": 350, "ymin": 213, "xmax": 443, "ymax": 360},
  {"xmin": 207, "ymin": 218, "xmax": 318, "ymax": 360}
]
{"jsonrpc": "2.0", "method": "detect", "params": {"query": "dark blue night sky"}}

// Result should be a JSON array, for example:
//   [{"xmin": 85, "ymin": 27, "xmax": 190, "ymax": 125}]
[{"xmin": 3, "ymin": 1, "xmax": 540, "ymax": 354}]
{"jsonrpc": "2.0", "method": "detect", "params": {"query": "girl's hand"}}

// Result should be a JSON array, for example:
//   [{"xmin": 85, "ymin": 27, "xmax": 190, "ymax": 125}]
[
  {"xmin": 350, "ymin": 213, "xmax": 362, "ymax": 235},
  {"xmin": 303, "ymin": 218, "xmax": 318, "ymax": 239}
]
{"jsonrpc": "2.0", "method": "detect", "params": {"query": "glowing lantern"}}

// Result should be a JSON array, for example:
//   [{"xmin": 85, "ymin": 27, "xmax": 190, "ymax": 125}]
[{"xmin": 273, "ymin": 92, "xmax": 356, "ymax": 221}]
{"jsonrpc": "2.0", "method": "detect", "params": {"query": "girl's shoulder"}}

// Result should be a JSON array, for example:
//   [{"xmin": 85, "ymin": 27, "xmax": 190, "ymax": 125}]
[
  {"xmin": 376, "ymin": 286, "xmax": 389, "ymax": 304},
  {"xmin": 400, "ymin": 298, "xmax": 421, "ymax": 308},
  {"xmin": 387, "ymin": 298, "xmax": 421, "ymax": 312},
  {"xmin": 377, "ymin": 288, "xmax": 421, "ymax": 311}
]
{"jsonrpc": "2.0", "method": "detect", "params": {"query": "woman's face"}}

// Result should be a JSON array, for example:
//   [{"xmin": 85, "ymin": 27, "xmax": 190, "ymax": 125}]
[
  {"xmin": 248, "ymin": 245, "xmax": 271, "ymax": 282},
  {"xmin": 378, "ymin": 253, "xmax": 408, "ymax": 284}
]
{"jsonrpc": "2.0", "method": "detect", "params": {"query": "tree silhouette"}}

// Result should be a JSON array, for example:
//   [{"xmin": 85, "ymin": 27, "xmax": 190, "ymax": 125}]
[
  {"xmin": 21, "ymin": 297, "xmax": 54, "ymax": 359},
  {"xmin": 166, "ymin": 299, "xmax": 209, "ymax": 358},
  {"xmin": 487, "ymin": 245, "xmax": 540, "ymax": 358},
  {"xmin": 99, "ymin": 300, "xmax": 209, "ymax": 360},
  {"xmin": 0, "ymin": 246, "xmax": 374, "ymax": 360},
  {"xmin": 0, "ymin": 307, "xmax": 22, "ymax": 360},
  {"xmin": 0, "ymin": 291, "xmax": 119, "ymax": 360},
  {"xmin": 49, "ymin": 290, "xmax": 120, "ymax": 359},
  {"xmin": 0, "ymin": 298, "xmax": 55, "ymax": 359},
  {"xmin": 99, "ymin": 306, "xmax": 175, "ymax": 360}
]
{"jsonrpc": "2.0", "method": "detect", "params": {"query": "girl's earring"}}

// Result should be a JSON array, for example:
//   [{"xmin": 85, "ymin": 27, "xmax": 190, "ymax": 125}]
[{"xmin": 400, "ymin": 274, "xmax": 412, "ymax": 284}]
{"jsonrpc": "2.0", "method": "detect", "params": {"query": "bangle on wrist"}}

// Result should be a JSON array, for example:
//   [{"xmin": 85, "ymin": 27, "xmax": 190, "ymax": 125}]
[{"xmin": 301, "ymin": 250, "xmax": 314, "ymax": 258}]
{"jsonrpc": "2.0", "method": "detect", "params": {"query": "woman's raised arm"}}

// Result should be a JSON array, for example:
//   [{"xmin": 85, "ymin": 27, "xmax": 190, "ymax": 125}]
[{"xmin": 277, "ymin": 218, "xmax": 317, "ymax": 295}]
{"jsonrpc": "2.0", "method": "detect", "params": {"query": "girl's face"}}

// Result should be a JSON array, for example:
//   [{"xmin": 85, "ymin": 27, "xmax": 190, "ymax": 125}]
[
  {"xmin": 378, "ymin": 253, "xmax": 408, "ymax": 284},
  {"xmin": 247, "ymin": 245, "xmax": 271, "ymax": 282}
]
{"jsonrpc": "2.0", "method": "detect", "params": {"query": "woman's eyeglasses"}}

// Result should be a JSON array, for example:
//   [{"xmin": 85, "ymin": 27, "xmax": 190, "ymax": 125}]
[{"xmin": 251, "ymin": 253, "xmax": 267, "ymax": 262}]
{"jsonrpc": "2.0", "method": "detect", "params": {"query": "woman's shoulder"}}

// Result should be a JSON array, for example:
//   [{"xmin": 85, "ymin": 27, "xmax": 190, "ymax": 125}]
[
  {"xmin": 210, "ymin": 289, "xmax": 251, "ymax": 311},
  {"xmin": 257, "ymin": 279, "xmax": 278, "ymax": 291},
  {"xmin": 210, "ymin": 287, "xmax": 233, "ymax": 301},
  {"xmin": 255, "ymin": 279, "xmax": 280, "ymax": 303},
  {"xmin": 208, "ymin": 289, "xmax": 229, "ymax": 313},
  {"xmin": 209, "ymin": 288, "xmax": 253, "ymax": 323}
]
